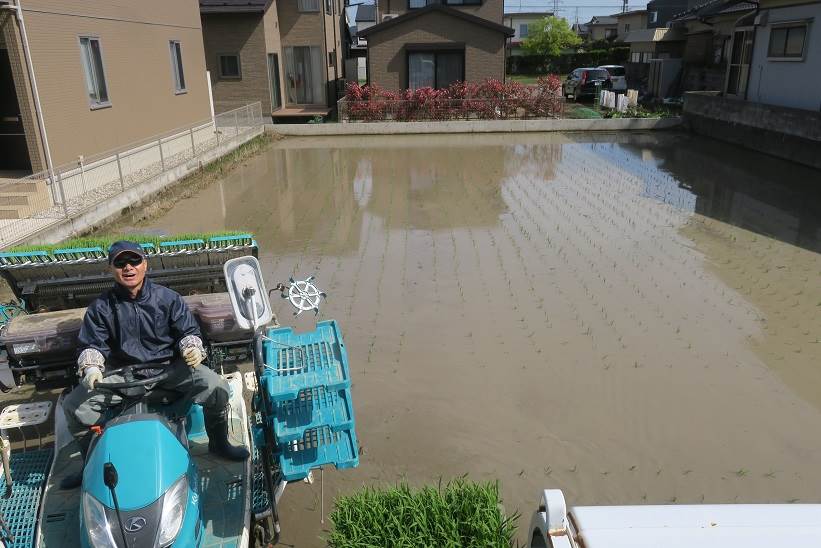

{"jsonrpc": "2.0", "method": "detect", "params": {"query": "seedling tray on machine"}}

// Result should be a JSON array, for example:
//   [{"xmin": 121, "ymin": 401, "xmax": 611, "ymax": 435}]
[{"xmin": 261, "ymin": 320, "xmax": 359, "ymax": 481}]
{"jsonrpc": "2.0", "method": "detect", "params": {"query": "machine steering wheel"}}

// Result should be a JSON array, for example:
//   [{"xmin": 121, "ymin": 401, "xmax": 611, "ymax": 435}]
[{"xmin": 96, "ymin": 364, "xmax": 172, "ymax": 392}]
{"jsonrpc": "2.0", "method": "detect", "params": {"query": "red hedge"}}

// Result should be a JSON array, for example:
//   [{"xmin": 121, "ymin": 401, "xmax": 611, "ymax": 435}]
[{"xmin": 343, "ymin": 77, "xmax": 563, "ymax": 122}]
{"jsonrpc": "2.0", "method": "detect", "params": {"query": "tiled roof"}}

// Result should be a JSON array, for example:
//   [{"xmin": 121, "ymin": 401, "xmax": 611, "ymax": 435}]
[
  {"xmin": 358, "ymin": 5, "xmax": 514, "ymax": 37},
  {"xmin": 587, "ymin": 16, "xmax": 618, "ymax": 25},
  {"xmin": 672, "ymin": 0, "xmax": 756, "ymax": 21}
]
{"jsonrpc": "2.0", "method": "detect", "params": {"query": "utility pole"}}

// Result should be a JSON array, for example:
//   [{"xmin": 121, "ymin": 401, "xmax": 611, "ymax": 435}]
[{"xmin": 622, "ymin": 0, "xmax": 628, "ymax": 12}]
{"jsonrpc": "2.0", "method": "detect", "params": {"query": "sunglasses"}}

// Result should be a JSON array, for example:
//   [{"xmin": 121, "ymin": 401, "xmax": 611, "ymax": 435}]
[{"xmin": 112, "ymin": 255, "xmax": 144, "ymax": 269}]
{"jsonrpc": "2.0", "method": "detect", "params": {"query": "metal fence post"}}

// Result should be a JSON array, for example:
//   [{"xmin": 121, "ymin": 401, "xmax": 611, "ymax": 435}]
[
  {"xmin": 189, "ymin": 127, "xmax": 196, "ymax": 157},
  {"xmin": 55, "ymin": 170, "xmax": 68, "ymax": 218},
  {"xmin": 115, "ymin": 152, "xmax": 125, "ymax": 191},
  {"xmin": 158, "ymin": 138, "xmax": 165, "ymax": 170},
  {"xmin": 234, "ymin": 110, "xmax": 239, "ymax": 139}
]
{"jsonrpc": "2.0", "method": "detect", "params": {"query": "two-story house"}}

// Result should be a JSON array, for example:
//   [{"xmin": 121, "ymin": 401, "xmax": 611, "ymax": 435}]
[
  {"xmin": 614, "ymin": 9, "xmax": 648, "ymax": 41},
  {"xmin": 0, "ymin": 0, "xmax": 210, "ymax": 173},
  {"xmin": 199, "ymin": 0, "xmax": 344, "ymax": 121},
  {"xmin": 357, "ymin": 0, "xmax": 513, "ymax": 91}
]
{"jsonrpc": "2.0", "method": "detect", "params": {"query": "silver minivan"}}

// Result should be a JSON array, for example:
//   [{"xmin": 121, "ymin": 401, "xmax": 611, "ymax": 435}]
[{"xmin": 598, "ymin": 65, "xmax": 627, "ymax": 92}]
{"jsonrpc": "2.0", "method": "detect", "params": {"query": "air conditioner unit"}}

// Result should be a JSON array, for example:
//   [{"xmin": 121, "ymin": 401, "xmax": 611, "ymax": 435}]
[{"xmin": 381, "ymin": 13, "xmax": 398, "ymax": 21}]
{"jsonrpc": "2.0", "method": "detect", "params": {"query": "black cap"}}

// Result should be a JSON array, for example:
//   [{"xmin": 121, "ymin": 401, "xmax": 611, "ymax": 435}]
[{"xmin": 108, "ymin": 240, "xmax": 146, "ymax": 264}]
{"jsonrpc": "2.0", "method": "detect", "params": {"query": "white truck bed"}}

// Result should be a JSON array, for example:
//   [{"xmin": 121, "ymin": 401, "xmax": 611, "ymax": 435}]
[{"xmin": 529, "ymin": 489, "xmax": 821, "ymax": 548}]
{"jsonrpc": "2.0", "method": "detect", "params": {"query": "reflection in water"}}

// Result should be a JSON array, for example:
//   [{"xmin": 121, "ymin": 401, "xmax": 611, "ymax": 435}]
[{"xmin": 136, "ymin": 132, "xmax": 821, "ymax": 547}]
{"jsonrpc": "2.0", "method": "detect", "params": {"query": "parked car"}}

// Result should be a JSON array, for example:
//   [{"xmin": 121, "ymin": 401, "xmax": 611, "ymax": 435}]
[
  {"xmin": 598, "ymin": 65, "xmax": 627, "ymax": 92},
  {"xmin": 563, "ymin": 68, "xmax": 612, "ymax": 101}
]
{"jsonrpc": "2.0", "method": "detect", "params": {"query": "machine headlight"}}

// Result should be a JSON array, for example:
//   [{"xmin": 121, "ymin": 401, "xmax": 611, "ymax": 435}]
[
  {"xmin": 157, "ymin": 475, "xmax": 188, "ymax": 547},
  {"xmin": 82, "ymin": 492, "xmax": 118, "ymax": 548}
]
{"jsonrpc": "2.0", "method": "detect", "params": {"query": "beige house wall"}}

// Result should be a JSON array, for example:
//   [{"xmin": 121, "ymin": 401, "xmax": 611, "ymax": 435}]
[
  {"xmin": 366, "ymin": 11, "xmax": 506, "ymax": 90},
  {"xmin": 202, "ymin": 13, "xmax": 272, "ymax": 114},
  {"xmin": 378, "ymin": 0, "xmax": 503, "ymax": 23},
  {"xmin": 589, "ymin": 24, "xmax": 618, "ymax": 41},
  {"xmin": 17, "ymin": 0, "xmax": 210, "ymax": 167},
  {"xmin": 616, "ymin": 12, "xmax": 647, "ymax": 37}
]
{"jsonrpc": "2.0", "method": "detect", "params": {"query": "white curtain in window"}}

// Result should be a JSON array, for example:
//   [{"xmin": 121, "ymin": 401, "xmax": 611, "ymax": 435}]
[
  {"xmin": 285, "ymin": 46, "xmax": 325, "ymax": 104},
  {"xmin": 408, "ymin": 52, "xmax": 434, "ymax": 89}
]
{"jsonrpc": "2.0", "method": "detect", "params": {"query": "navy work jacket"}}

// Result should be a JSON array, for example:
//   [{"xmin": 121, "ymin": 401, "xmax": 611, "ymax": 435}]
[{"xmin": 77, "ymin": 278, "xmax": 201, "ymax": 366}]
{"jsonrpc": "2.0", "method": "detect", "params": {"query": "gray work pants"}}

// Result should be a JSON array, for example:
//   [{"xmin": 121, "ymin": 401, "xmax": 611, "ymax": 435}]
[{"xmin": 62, "ymin": 359, "xmax": 229, "ymax": 437}]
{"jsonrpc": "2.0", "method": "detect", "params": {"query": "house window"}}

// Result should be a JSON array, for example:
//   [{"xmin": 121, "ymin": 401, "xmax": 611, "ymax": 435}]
[
  {"xmin": 520, "ymin": 23, "xmax": 529, "ymax": 38},
  {"xmin": 624, "ymin": 23, "xmax": 630, "ymax": 32},
  {"xmin": 630, "ymin": 51, "xmax": 641, "ymax": 63},
  {"xmin": 219, "ymin": 54, "xmax": 241, "ymax": 79},
  {"xmin": 409, "ymin": 0, "xmax": 428, "ymax": 8},
  {"xmin": 767, "ymin": 23, "xmax": 807, "ymax": 59},
  {"xmin": 641, "ymin": 52, "xmax": 652, "ymax": 63},
  {"xmin": 649, "ymin": 11, "xmax": 658, "ymax": 23},
  {"xmin": 325, "ymin": 0, "xmax": 332, "ymax": 15},
  {"xmin": 605, "ymin": 28, "xmax": 617, "ymax": 39},
  {"xmin": 268, "ymin": 53, "xmax": 282, "ymax": 110},
  {"xmin": 284, "ymin": 46, "xmax": 324, "ymax": 104},
  {"xmin": 329, "ymin": 50, "xmax": 336, "ymax": 66},
  {"xmin": 299, "ymin": 0, "xmax": 320, "ymax": 12},
  {"xmin": 446, "ymin": 0, "xmax": 482, "ymax": 5},
  {"xmin": 78, "ymin": 36, "xmax": 110, "ymax": 108},
  {"xmin": 408, "ymin": 50, "xmax": 464, "ymax": 90},
  {"xmin": 169, "ymin": 40, "xmax": 186, "ymax": 93}
]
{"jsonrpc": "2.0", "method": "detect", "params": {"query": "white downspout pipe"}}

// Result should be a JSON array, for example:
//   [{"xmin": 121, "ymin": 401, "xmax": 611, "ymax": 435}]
[{"xmin": 3, "ymin": 0, "xmax": 56, "ymax": 185}]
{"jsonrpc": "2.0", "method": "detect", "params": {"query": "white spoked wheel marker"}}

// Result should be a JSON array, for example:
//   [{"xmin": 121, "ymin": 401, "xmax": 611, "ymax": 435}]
[{"xmin": 284, "ymin": 276, "xmax": 326, "ymax": 316}]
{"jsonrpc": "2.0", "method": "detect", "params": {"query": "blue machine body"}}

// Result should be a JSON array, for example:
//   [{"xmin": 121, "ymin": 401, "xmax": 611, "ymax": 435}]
[{"xmin": 79, "ymin": 411, "xmax": 203, "ymax": 548}]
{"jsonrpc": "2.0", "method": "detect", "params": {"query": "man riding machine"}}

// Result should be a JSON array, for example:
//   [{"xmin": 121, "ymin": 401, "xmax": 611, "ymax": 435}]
[{"xmin": 61, "ymin": 240, "xmax": 249, "ymax": 489}]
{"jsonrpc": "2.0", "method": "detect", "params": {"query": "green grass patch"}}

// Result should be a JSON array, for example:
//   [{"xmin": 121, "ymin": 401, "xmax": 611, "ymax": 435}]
[
  {"xmin": 327, "ymin": 478, "xmax": 518, "ymax": 548},
  {"xmin": 508, "ymin": 73, "xmax": 568, "ymax": 85},
  {"xmin": 6, "ymin": 231, "xmax": 251, "ymax": 254}
]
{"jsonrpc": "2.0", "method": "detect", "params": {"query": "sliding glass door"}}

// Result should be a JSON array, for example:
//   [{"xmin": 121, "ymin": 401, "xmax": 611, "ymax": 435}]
[
  {"xmin": 284, "ymin": 46, "xmax": 324, "ymax": 105},
  {"xmin": 408, "ymin": 50, "xmax": 464, "ymax": 90}
]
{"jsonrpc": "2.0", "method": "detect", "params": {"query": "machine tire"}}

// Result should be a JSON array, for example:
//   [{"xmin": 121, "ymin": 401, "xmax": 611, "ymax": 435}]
[{"xmin": 253, "ymin": 515, "xmax": 277, "ymax": 547}]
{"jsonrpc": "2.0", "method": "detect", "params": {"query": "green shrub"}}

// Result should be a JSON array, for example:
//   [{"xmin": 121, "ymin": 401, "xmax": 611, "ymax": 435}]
[{"xmin": 328, "ymin": 478, "xmax": 518, "ymax": 548}]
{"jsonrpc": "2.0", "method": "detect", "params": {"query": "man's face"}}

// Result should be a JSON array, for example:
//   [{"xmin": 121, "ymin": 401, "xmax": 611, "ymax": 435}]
[{"xmin": 110, "ymin": 252, "xmax": 148, "ymax": 292}]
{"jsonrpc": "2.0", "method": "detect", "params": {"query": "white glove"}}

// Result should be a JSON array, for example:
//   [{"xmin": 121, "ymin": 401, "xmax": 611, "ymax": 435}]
[
  {"xmin": 180, "ymin": 335, "xmax": 205, "ymax": 368},
  {"xmin": 183, "ymin": 347, "xmax": 204, "ymax": 368},
  {"xmin": 82, "ymin": 367, "xmax": 102, "ymax": 390}
]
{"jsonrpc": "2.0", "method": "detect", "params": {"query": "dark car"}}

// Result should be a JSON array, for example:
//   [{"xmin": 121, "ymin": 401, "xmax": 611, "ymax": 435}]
[{"xmin": 563, "ymin": 68, "xmax": 612, "ymax": 101}]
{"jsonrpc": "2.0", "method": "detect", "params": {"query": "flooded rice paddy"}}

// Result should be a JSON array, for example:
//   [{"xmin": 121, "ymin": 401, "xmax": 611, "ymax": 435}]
[{"xmin": 140, "ymin": 131, "xmax": 821, "ymax": 545}]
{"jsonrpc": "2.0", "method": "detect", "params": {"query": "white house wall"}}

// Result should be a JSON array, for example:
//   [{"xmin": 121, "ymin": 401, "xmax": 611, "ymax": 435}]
[{"xmin": 747, "ymin": 3, "xmax": 821, "ymax": 111}]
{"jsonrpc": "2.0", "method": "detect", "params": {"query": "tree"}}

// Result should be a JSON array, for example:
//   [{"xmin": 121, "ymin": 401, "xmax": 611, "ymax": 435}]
[{"xmin": 522, "ymin": 16, "xmax": 582, "ymax": 57}]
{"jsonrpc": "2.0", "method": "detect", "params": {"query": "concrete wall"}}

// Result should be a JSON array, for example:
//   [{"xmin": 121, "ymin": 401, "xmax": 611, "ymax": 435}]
[
  {"xmin": 684, "ymin": 91, "xmax": 821, "ymax": 169},
  {"xmin": 267, "ymin": 116, "xmax": 682, "ymax": 135},
  {"xmin": 19, "ymin": 0, "xmax": 211, "ymax": 167},
  {"xmin": 746, "ymin": 3, "xmax": 821, "ymax": 111},
  {"xmin": 366, "ymin": 10, "xmax": 506, "ymax": 90},
  {"xmin": 202, "ymin": 13, "xmax": 272, "ymax": 115},
  {"xmin": 378, "ymin": 0, "xmax": 504, "ymax": 24}
]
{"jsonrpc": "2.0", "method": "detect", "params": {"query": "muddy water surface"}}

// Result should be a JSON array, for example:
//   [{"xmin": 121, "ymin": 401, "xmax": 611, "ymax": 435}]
[{"xmin": 141, "ymin": 131, "xmax": 821, "ymax": 546}]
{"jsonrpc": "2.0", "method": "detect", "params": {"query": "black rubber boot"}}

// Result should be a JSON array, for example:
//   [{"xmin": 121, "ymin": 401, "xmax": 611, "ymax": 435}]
[
  {"xmin": 60, "ymin": 432, "xmax": 92, "ymax": 490},
  {"xmin": 205, "ymin": 411, "xmax": 249, "ymax": 461}
]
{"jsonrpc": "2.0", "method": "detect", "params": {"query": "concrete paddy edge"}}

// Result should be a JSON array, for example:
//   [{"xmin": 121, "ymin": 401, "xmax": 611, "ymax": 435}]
[
  {"xmin": 266, "ymin": 117, "xmax": 682, "ymax": 136},
  {"xmin": 18, "ymin": 127, "xmax": 265, "ymax": 246}
]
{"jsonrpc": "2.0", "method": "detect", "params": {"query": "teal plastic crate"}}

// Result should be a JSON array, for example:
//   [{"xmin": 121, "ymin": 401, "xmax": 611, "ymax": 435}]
[
  {"xmin": 272, "ymin": 386, "xmax": 354, "ymax": 443},
  {"xmin": 278, "ymin": 426, "xmax": 359, "ymax": 481},
  {"xmin": 261, "ymin": 321, "xmax": 351, "ymax": 402}
]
